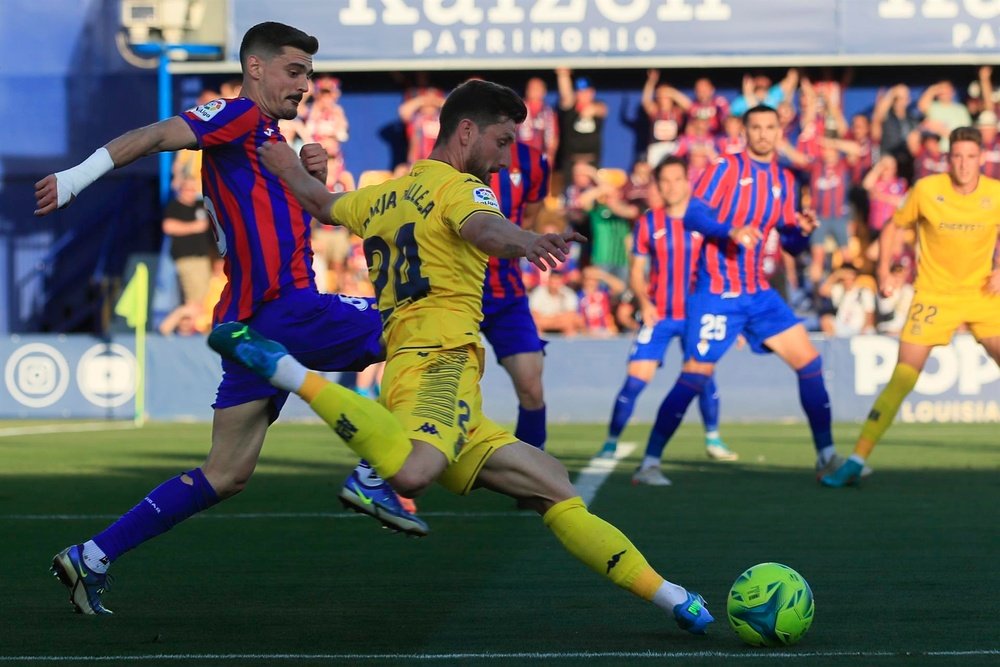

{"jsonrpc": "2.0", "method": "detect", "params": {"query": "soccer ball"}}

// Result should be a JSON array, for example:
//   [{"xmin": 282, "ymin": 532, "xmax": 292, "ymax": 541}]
[{"xmin": 727, "ymin": 562, "xmax": 815, "ymax": 647}]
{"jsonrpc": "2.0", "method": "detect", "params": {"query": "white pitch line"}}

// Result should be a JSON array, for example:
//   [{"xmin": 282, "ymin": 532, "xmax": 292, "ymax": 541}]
[
  {"xmin": 573, "ymin": 442, "xmax": 635, "ymax": 505},
  {"xmin": 0, "ymin": 422, "xmax": 137, "ymax": 438},
  {"xmin": 0, "ymin": 649, "xmax": 995, "ymax": 662}
]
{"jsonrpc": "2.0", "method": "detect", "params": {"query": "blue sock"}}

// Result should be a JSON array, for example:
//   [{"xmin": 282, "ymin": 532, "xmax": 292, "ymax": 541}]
[
  {"xmin": 645, "ymin": 372, "xmax": 710, "ymax": 460},
  {"xmin": 515, "ymin": 404, "xmax": 547, "ymax": 450},
  {"xmin": 92, "ymin": 468, "xmax": 220, "ymax": 563},
  {"xmin": 607, "ymin": 375, "xmax": 647, "ymax": 440},
  {"xmin": 797, "ymin": 357, "xmax": 833, "ymax": 452},
  {"xmin": 697, "ymin": 375, "xmax": 720, "ymax": 433}
]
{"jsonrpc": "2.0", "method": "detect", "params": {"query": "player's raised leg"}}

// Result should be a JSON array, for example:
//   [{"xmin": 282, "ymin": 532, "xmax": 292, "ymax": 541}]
[
  {"xmin": 207, "ymin": 322, "xmax": 430, "ymax": 535},
  {"xmin": 475, "ymin": 441, "xmax": 714, "ymax": 634}
]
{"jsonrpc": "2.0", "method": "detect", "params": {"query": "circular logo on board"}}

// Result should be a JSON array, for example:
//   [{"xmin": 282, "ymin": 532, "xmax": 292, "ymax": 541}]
[
  {"xmin": 77, "ymin": 344, "xmax": 137, "ymax": 408},
  {"xmin": 4, "ymin": 343, "xmax": 71, "ymax": 408}
]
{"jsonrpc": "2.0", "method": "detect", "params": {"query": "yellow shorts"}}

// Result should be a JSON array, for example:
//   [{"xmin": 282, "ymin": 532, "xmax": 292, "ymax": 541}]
[
  {"xmin": 379, "ymin": 344, "xmax": 517, "ymax": 495},
  {"xmin": 900, "ymin": 290, "xmax": 1000, "ymax": 346}
]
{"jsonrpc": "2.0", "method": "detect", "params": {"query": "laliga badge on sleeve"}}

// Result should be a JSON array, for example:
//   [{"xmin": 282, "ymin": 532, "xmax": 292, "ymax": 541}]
[
  {"xmin": 189, "ymin": 99, "xmax": 227, "ymax": 122},
  {"xmin": 473, "ymin": 187, "xmax": 500, "ymax": 210}
]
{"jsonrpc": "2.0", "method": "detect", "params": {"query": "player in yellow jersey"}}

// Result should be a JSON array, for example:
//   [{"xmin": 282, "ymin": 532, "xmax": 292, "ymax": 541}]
[
  {"xmin": 822, "ymin": 126, "xmax": 1000, "ymax": 487},
  {"xmin": 211, "ymin": 79, "xmax": 715, "ymax": 633}
]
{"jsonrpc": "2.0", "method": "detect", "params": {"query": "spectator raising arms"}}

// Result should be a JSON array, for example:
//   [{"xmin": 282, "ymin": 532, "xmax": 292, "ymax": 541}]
[{"xmin": 556, "ymin": 68, "xmax": 607, "ymax": 183}]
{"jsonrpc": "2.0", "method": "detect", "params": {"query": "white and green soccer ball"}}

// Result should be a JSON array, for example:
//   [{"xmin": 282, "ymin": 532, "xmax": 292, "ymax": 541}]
[{"xmin": 727, "ymin": 562, "xmax": 815, "ymax": 647}]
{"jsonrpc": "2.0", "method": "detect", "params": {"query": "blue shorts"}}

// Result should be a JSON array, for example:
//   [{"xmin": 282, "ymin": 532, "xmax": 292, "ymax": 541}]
[
  {"xmin": 683, "ymin": 289, "xmax": 801, "ymax": 363},
  {"xmin": 213, "ymin": 290, "xmax": 384, "ymax": 414},
  {"xmin": 481, "ymin": 295, "xmax": 546, "ymax": 363},
  {"xmin": 628, "ymin": 318, "xmax": 685, "ymax": 364}
]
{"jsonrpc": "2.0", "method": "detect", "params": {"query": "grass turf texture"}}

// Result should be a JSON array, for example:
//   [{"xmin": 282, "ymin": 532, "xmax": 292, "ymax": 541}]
[{"xmin": 0, "ymin": 421, "xmax": 997, "ymax": 666}]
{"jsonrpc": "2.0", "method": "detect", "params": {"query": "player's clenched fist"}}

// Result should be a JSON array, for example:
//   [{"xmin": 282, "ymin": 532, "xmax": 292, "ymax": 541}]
[
  {"xmin": 257, "ymin": 141, "xmax": 301, "ymax": 176},
  {"xmin": 524, "ymin": 230, "xmax": 587, "ymax": 270},
  {"xmin": 298, "ymin": 142, "xmax": 329, "ymax": 183}
]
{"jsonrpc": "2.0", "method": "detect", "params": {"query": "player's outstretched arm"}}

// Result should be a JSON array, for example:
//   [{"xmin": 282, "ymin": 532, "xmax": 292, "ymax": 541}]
[
  {"xmin": 34, "ymin": 117, "xmax": 197, "ymax": 216},
  {"xmin": 257, "ymin": 141, "xmax": 340, "ymax": 225},
  {"xmin": 683, "ymin": 198, "xmax": 760, "ymax": 248},
  {"xmin": 460, "ymin": 212, "xmax": 585, "ymax": 270}
]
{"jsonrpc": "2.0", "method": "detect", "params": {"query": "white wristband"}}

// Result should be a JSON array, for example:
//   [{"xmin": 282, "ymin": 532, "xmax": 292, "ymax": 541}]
[{"xmin": 54, "ymin": 147, "xmax": 114, "ymax": 207}]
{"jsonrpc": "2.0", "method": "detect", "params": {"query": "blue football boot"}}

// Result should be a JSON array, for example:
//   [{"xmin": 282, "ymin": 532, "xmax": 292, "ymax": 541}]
[
  {"xmin": 338, "ymin": 469, "xmax": 429, "ymax": 538},
  {"xmin": 673, "ymin": 591, "xmax": 714, "ymax": 634},
  {"xmin": 820, "ymin": 458, "xmax": 865, "ymax": 488},
  {"xmin": 208, "ymin": 322, "xmax": 287, "ymax": 381},
  {"xmin": 51, "ymin": 544, "xmax": 113, "ymax": 615}
]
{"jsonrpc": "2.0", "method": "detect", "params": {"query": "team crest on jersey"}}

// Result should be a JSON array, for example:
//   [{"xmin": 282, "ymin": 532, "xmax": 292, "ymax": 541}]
[
  {"xmin": 473, "ymin": 187, "xmax": 500, "ymax": 209},
  {"xmin": 509, "ymin": 170, "xmax": 522, "ymax": 187},
  {"xmin": 981, "ymin": 197, "xmax": 992, "ymax": 208},
  {"xmin": 697, "ymin": 339, "xmax": 710, "ymax": 356},
  {"xmin": 189, "ymin": 98, "xmax": 226, "ymax": 121},
  {"xmin": 771, "ymin": 185, "xmax": 782, "ymax": 197}
]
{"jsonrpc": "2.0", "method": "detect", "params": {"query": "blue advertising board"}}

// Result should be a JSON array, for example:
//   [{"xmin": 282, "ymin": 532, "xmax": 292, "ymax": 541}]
[
  {"xmin": 224, "ymin": 0, "xmax": 1000, "ymax": 68},
  {"xmin": 2, "ymin": 334, "xmax": 996, "ymax": 424}
]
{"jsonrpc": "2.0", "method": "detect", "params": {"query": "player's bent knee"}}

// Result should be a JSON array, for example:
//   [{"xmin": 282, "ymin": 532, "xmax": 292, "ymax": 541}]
[{"xmin": 389, "ymin": 441, "xmax": 448, "ymax": 497}]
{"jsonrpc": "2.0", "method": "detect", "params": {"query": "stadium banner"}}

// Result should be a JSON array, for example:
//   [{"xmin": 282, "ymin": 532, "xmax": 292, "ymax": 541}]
[
  {"xmin": 1, "ymin": 335, "xmax": 996, "ymax": 423},
  {"xmin": 230, "ymin": 0, "xmax": 837, "ymax": 64},
  {"xmin": 840, "ymin": 0, "xmax": 1000, "ymax": 55},
  {"xmin": 224, "ymin": 1, "xmax": 1000, "ymax": 68}
]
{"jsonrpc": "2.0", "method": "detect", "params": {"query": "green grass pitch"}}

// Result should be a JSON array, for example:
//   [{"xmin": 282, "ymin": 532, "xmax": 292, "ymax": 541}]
[{"xmin": 0, "ymin": 421, "xmax": 997, "ymax": 666}]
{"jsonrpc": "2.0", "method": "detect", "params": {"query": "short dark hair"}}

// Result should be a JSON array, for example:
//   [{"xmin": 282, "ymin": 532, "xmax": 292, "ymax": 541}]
[
  {"xmin": 950, "ymin": 126, "xmax": 982, "ymax": 148},
  {"xmin": 239, "ymin": 22, "xmax": 319, "ymax": 73},
  {"xmin": 742, "ymin": 104, "xmax": 779, "ymax": 125},
  {"xmin": 436, "ymin": 80, "xmax": 527, "ymax": 145},
  {"xmin": 654, "ymin": 155, "xmax": 688, "ymax": 181}
]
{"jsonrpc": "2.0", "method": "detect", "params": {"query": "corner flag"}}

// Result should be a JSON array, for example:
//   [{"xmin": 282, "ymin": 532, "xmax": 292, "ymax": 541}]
[
  {"xmin": 116, "ymin": 263, "xmax": 149, "ymax": 426},
  {"xmin": 115, "ymin": 263, "xmax": 149, "ymax": 329}
]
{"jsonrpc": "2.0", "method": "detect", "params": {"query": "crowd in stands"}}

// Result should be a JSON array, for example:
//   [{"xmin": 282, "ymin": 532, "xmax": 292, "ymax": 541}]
[{"xmin": 158, "ymin": 66, "xmax": 1000, "ymax": 340}]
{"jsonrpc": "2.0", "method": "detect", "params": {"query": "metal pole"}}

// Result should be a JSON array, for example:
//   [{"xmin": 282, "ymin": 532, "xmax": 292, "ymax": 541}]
[{"xmin": 158, "ymin": 48, "xmax": 171, "ymax": 205}]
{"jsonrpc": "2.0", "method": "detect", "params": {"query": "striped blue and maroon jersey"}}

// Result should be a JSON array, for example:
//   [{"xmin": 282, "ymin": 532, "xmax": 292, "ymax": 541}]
[
  {"xmin": 633, "ymin": 208, "xmax": 702, "ymax": 320},
  {"xmin": 691, "ymin": 152, "xmax": 799, "ymax": 296},
  {"xmin": 810, "ymin": 157, "xmax": 850, "ymax": 219},
  {"xmin": 483, "ymin": 142, "xmax": 550, "ymax": 300},
  {"xmin": 180, "ymin": 97, "xmax": 315, "ymax": 324}
]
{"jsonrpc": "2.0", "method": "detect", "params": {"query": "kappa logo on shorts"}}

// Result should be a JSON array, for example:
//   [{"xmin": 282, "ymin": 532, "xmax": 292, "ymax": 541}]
[
  {"xmin": 416, "ymin": 422, "xmax": 440, "ymax": 437},
  {"xmin": 189, "ymin": 98, "xmax": 226, "ymax": 121},
  {"xmin": 473, "ymin": 187, "xmax": 500, "ymax": 210}
]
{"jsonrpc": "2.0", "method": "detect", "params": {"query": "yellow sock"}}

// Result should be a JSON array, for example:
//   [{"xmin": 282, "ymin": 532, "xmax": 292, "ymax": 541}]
[
  {"xmin": 299, "ymin": 372, "xmax": 412, "ymax": 479},
  {"xmin": 855, "ymin": 363, "xmax": 920, "ymax": 460},
  {"xmin": 543, "ymin": 497, "xmax": 664, "ymax": 601}
]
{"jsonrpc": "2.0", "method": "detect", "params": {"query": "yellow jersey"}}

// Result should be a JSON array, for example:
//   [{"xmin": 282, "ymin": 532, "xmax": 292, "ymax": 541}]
[
  {"xmin": 331, "ymin": 159, "xmax": 504, "ymax": 355},
  {"xmin": 891, "ymin": 173, "xmax": 1000, "ymax": 295}
]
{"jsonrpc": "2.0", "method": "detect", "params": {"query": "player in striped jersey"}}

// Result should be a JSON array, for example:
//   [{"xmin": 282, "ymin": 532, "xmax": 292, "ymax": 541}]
[
  {"xmin": 634, "ymin": 105, "xmax": 852, "ymax": 483},
  {"xmin": 597, "ymin": 157, "xmax": 736, "ymax": 478},
  {"xmin": 482, "ymin": 142, "xmax": 551, "ymax": 449},
  {"xmin": 37, "ymin": 22, "xmax": 420, "ymax": 616}
]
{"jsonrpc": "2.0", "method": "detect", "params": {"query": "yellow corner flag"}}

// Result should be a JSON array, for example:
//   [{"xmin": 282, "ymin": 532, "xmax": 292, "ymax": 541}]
[
  {"xmin": 115, "ymin": 263, "xmax": 149, "ymax": 329},
  {"xmin": 116, "ymin": 263, "xmax": 148, "ymax": 426}
]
